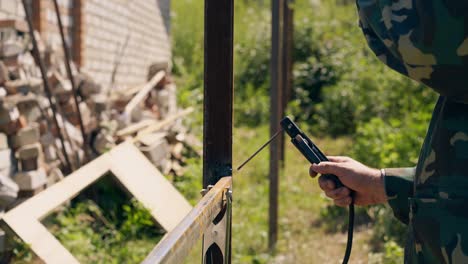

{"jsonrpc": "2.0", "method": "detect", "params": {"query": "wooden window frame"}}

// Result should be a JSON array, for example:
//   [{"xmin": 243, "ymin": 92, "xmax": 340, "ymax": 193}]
[{"xmin": 1, "ymin": 142, "xmax": 192, "ymax": 264}]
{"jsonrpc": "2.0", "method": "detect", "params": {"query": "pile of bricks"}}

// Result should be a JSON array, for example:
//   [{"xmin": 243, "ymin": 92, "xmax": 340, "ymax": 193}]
[{"xmin": 0, "ymin": 19, "xmax": 198, "ymax": 213}]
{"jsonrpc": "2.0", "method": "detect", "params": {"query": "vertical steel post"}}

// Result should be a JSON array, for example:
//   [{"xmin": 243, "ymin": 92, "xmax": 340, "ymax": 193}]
[
  {"xmin": 279, "ymin": 0, "xmax": 294, "ymax": 164},
  {"xmin": 203, "ymin": 0, "xmax": 234, "ymax": 188},
  {"xmin": 269, "ymin": 0, "xmax": 284, "ymax": 251},
  {"xmin": 203, "ymin": 0, "xmax": 234, "ymax": 263},
  {"xmin": 22, "ymin": 0, "xmax": 73, "ymax": 173}
]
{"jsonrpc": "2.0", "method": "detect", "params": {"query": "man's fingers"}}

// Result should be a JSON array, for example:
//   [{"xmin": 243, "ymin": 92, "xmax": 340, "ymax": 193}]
[
  {"xmin": 334, "ymin": 196, "xmax": 352, "ymax": 207},
  {"xmin": 318, "ymin": 176, "xmax": 335, "ymax": 191},
  {"xmin": 311, "ymin": 162, "xmax": 347, "ymax": 177},
  {"xmin": 327, "ymin": 156, "xmax": 350, "ymax": 163},
  {"xmin": 325, "ymin": 187, "xmax": 350, "ymax": 200},
  {"xmin": 309, "ymin": 166, "xmax": 318, "ymax": 178}
]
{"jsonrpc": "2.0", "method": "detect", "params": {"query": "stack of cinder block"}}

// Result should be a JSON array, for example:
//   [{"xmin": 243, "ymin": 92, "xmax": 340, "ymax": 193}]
[
  {"xmin": 12, "ymin": 122, "xmax": 47, "ymax": 199},
  {"xmin": 0, "ymin": 17, "xmax": 197, "ymax": 211}
]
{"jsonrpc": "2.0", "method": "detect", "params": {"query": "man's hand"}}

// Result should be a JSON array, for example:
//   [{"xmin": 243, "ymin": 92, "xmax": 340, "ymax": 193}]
[{"xmin": 309, "ymin": 156, "xmax": 387, "ymax": 207}]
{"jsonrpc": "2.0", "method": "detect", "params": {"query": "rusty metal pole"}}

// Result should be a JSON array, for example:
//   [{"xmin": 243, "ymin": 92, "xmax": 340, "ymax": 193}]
[
  {"xmin": 22, "ymin": 0, "xmax": 72, "ymax": 172},
  {"xmin": 52, "ymin": 0, "xmax": 89, "ymax": 163},
  {"xmin": 279, "ymin": 0, "xmax": 294, "ymax": 165},
  {"xmin": 269, "ymin": 0, "xmax": 284, "ymax": 251},
  {"xmin": 203, "ymin": 0, "xmax": 234, "ymax": 263}
]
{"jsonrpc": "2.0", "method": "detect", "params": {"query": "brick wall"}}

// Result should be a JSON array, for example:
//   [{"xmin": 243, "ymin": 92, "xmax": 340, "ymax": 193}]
[
  {"xmin": 0, "ymin": 0, "xmax": 171, "ymax": 89},
  {"xmin": 81, "ymin": 0, "xmax": 171, "ymax": 88},
  {"xmin": 39, "ymin": 0, "xmax": 75, "ymax": 50}
]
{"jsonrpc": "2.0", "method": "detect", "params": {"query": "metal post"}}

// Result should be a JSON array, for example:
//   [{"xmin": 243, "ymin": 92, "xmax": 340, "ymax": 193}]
[
  {"xmin": 279, "ymin": 0, "xmax": 294, "ymax": 164},
  {"xmin": 52, "ymin": 0, "xmax": 89, "ymax": 163},
  {"xmin": 269, "ymin": 0, "xmax": 284, "ymax": 251},
  {"xmin": 22, "ymin": 0, "xmax": 72, "ymax": 172},
  {"xmin": 203, "ymin": 0, "xmax": 234, "ymax": 263},
  {"xmin": 203, "ymin": 0, "xmax": 234, "ymax": 188}
]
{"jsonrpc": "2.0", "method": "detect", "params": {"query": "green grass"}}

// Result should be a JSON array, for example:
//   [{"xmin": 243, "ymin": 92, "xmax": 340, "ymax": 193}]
[
  {"xmin": 183, "ymin": 125, "xmax": 373, "ymax": 263},
  {"xmin": 9, "ymin": 176, "xmax": 165, "ymax": 264}
]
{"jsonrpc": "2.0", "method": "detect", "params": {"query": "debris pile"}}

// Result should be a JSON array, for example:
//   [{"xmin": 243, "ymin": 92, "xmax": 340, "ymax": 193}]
[{"xmin": 0, "ymin": 19, "xmax": 199, "ymax": 212}]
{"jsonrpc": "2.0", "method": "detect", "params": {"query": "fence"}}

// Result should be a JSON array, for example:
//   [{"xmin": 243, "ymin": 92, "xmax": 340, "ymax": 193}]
[{"xmin": 141, "ymin": 0, "xmax": 294, "ymax": 262}]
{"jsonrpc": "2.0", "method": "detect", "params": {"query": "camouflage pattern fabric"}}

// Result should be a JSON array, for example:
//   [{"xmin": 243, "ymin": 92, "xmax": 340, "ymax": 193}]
[{"xmin": 356, "ymin": 1, "xmax": 468, "ymax": 263}]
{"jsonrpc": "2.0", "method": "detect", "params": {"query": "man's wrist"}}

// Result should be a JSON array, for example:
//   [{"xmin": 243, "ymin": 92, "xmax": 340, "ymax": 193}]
[
  {"xmin": 370, "ymin": 167, "xmax": 387, "ymax": 204},
  {"xmin": 379, "ymin": 168, "xmax": 388, "ymax": 202}
]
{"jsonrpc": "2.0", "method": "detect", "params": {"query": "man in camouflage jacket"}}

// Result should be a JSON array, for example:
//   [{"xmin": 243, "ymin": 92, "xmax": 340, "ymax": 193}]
[{"xmin": 309, "ymin": 1, "xmax": 468, "ymax": 263}]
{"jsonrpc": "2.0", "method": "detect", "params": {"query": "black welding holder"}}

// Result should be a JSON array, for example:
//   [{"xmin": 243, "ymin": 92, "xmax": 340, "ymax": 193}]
[{"xmin": 280, "ymin": 116, "xmax": 344, "ymax": 188}]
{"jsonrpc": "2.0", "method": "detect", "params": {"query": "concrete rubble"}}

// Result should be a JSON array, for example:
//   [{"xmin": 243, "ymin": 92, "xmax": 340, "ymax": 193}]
[{"xmin": 0, "ymin": 19, "xmax": 201, "ymax": 214}]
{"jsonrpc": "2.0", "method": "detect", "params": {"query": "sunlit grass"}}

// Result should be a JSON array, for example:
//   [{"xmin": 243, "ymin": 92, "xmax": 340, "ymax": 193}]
[{"xmin": 185, "ymin": 125, "xmax": 371, "ymax": 263}]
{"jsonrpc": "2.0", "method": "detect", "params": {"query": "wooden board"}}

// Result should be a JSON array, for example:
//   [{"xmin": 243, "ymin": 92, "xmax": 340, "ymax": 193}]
[
  {"xmin": 124, "ymin": 71, "xmax": 165, "ymax": 117},
  {"xmin": 2, "ymin": 142, "xmax": 192, "ymax": 264}
]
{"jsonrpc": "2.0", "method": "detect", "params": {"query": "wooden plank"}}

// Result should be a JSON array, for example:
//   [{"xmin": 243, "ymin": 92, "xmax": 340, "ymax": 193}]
[
  {"xmin": 4, "ymin": 153, "xmax": 111, "ymax": 220},
  {"xmin": 110, "ymin": 142, "xmax": 192, "ymax": 231},
  {"xmin": 3, "ymin": 220, "xmax": 78, "ymax": 264},
  {"xmin": 2, "ymin": 143, "xmax": 192, "ymax": 263},
  {"xmin": 269, "ymin": 0, "xmax": 284, "ymax": 251},
  {"xmin": 142, "ymin": 177, "xmax": 232, "ymax": 264},
  {"xmin": 134, "ymin": 107, "xmax": 194, "ymax": 141},
  {"xmin": 116, "ymin": 119, "xmax": 157, "ymax": 138},
  {"xmin": 123, "ymin": 71, "xmax": 165, "ymax": 118}
]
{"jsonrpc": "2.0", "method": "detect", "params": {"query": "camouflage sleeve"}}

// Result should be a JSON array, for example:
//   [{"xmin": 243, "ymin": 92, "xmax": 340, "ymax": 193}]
[{"xmin": 384, "ymin": 167, "xmax": 415, "ymax": 225}]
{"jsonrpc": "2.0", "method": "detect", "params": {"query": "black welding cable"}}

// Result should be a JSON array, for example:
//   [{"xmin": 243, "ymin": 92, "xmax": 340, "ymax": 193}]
[{"xmin": 342, "ymin": 202, "xmax": 354, "ymax": 264}]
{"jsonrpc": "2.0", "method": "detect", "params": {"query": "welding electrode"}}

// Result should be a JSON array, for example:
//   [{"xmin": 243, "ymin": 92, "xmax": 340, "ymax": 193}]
[{"xmin": 236, "ymin": 129, "xmax": 283, "ymax": 171}]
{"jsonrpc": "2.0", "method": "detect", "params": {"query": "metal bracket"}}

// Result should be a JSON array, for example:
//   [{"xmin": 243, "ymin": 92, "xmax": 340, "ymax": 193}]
[
  {"xmin": 202, "ymin": 187, "xmax": 232, "ymax": 264},
  {"xmin": 200, "ymin": 185, "xmax": 215, "ymax": 197}
]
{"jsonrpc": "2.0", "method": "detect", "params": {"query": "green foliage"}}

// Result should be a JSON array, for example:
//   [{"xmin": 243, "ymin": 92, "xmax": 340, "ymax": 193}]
[
  {"xmin": 290, "ymin": 0, "xmax": 438, "ymax": 259},
  {"xmin": 10, "ymin": 236, "xmax": 33, "ymax": 263},
  {"xmin": 172, "ymin": 0, "xmax": 439, "ymax": 261},
  {"xmin": 172, "ymin": 0, "xmax": 272, "ymax": 127},
  {"xmin": 36, "ymin": 176, "xmax": 165, "ymax": 263},
  {"xmin": 353, "ymin": 113, "xmax": 432, "ymax": 169},
  {"xmin": 289, "ymin": 0, "xmax": 438, "ymax": 137},
  {"xmin": 368, "ymin": 240, "xmax": 404, "ymax": 264},
  {"xmin": 318, "ymin": 197, "xmax": 370, "ymax": 233},
  {"xmin": 173, "ymin": 157, "xmax": 203, "ymax": 205},
  {"xmin": 121, "ymin": 199, "xmax": 159, "ymax": 237},
  {"xmin": 43, "ymin": 197, "xmax": 163, "ymax": 263}
]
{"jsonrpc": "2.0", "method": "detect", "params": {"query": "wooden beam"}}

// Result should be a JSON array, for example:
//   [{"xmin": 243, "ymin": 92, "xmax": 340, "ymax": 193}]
[
  {"xmin": 269, "ymin": 0, "xmax": 284, "ymax": 251},
  {"xmin": 124, "ymin": 71, "xmax": 166, "ymax": 120},
  {"xmin": 142, "ymin": 177, "xmax": 232, "ymax": 264},
  {"xmin": 2, "ymin": 142, "xmax": 192, "ymax": 263},
  {"xmin": 135, "ymin": 107, "xmax": 194, "ymax": 141}
]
